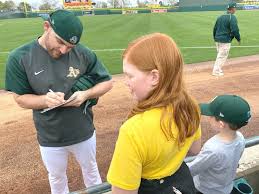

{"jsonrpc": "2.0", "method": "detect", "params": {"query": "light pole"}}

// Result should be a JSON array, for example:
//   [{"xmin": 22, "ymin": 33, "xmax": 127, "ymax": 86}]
[{"xmin": 23, "ymin": 0, "xmax": 28, "ymax": 17}]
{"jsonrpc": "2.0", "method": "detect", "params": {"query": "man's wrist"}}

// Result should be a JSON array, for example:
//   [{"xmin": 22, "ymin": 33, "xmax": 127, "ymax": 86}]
[
  {"xmin": 82, "ymin": 89, "xmax": 92, "ymax": 101},
  {"xmin": 42, "ymin": 95, "xmax": 48, "ymax": 108}
]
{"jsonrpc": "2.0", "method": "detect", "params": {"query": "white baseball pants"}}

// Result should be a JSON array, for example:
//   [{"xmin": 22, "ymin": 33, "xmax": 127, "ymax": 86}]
[
  {"xmin": 39, "ymin": 131, "xmax": 102, "ymax": 194},
  {"xmin": 213, "ymin": 42, "xmax": 231, "ymax": 73}
]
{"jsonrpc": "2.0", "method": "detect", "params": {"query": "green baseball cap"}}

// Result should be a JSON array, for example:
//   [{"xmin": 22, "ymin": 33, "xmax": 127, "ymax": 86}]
[
  {"xmin": 45, "ymin": 10, "xmax": 83, "ymax": 45},
  {"xmin": 227, "ymin": 2, "xmax": 237, "ymax": 9},
  {"xmin": 200, "ymin": 95, "xmax": 251, "ymax": 128}
]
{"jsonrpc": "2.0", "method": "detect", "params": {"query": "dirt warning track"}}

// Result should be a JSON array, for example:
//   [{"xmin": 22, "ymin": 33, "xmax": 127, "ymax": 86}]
[{"xmin": 1, "ymin": 55, "xmax": 259, "ymax": 194}]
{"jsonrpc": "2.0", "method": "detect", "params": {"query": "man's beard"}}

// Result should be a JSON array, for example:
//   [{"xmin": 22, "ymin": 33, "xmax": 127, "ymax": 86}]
[
  {"xmin": 47, "ymin": 48, "xmax": 62, "ymax": 59},
  {"xmin": 45, "ymin": 33, "xmax": 62, "ymax": 59}
]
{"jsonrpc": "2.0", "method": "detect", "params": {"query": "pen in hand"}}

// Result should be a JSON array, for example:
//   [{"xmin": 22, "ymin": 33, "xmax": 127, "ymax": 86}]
[{"xmin": 48, "ymin": 89, "xmax": 65, "ymax": 104}]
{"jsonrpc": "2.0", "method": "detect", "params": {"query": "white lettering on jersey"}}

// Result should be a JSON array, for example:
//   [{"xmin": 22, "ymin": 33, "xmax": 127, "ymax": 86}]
[{"xmin": 67, "ymin": 67, "xmax": 80, "ymax": 78}]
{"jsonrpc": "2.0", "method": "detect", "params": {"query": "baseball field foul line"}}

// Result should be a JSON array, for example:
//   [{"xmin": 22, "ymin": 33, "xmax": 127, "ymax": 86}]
[{"xmin": 1, "ymin": 45, "xmax": 259, "ymax": 54}]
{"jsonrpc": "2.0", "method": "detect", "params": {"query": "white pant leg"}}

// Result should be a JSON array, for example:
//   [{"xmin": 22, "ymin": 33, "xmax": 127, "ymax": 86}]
[
  {"xmin": 69, "ymin": 131, "xmax": 102, "ymax": 188},
  {"xmin": 40, "ymin": 146, "xmax": 69, "ymax": 194},
  {"xmin": 213, "ymin": 42, "xmax": 231, "ymax": 72}
]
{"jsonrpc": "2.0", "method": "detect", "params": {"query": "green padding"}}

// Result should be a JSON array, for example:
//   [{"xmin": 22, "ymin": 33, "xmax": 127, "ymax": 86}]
[
  {"xmin": 0, "ymin": 12, "xmax": 25, "ymax": 19},
  {"xmin": 179, "ymin": 0, "xmax": 228, "ymax": 7},
  {"xmin": 179, "ymin": 5, "xmax": 226, "ymax": 12},
  {"xmin": 138, "ymin": 9, "xmax": 151, "ymax": 13},
  {"xmin": 94, "ymin": 10, "xmax": 110, "ymax": 15},
  {"xmin": 167, "ymin": 8, "xmax": 179, "ymax": 12},
  {"xmin": 110, "ymin": 10, "xmax": 122, "ymax": 14}
]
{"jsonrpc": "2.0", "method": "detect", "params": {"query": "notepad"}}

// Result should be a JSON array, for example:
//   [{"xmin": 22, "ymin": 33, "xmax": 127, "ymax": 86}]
[{"xmin": 40, "ymin": 96, "xmax": 76, "ymax": 113}]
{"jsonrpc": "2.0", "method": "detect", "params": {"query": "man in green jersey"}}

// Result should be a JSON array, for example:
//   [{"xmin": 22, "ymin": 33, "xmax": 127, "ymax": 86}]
[
  {"xmin": 5, "ymin": 10, "xmax": 112, "ymax": 194},
  {"xmin": 212, "ymin": 2, "xmax": 241, "ymax": 76}
]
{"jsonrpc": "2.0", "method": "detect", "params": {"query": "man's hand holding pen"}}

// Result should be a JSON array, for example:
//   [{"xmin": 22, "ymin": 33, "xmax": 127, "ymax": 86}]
[{"xmin": 45, "ymin": 89, "xmax": 65, "ymax": 108}]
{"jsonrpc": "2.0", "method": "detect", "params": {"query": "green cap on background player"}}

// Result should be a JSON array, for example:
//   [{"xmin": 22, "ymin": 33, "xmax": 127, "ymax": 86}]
[
  {"xmin": 227, "ymin": 2, "xmax": 237, "ymax": 9},
  {"xmin": 199, "ymin": 95, "xmax": 251, "ymax": 128},
  {"xmin": 43, "ymin": 9, "xmax": 83, "ymax": 45}
]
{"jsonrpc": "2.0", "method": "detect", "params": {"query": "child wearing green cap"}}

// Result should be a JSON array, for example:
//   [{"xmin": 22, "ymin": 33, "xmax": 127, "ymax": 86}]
[{"xmin": 187, "ymin": 95, "xmax": 251, "ymax": 194}]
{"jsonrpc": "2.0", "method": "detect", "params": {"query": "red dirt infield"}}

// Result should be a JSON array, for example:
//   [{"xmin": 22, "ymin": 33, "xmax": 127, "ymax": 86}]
[{"xmin": 1, "ymin": 55, "xmax": 259, "ymax": 193}]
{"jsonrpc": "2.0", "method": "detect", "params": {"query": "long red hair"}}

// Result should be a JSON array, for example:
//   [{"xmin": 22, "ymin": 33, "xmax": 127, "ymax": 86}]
[{"xmin": 123, "ymin": 33, "xmax": 200, "ymax": 145}]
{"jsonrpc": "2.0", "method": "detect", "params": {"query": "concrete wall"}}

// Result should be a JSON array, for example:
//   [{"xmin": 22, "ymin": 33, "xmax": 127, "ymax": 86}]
[{"xmin": 236, "ymin": 144, "xmax": 259, "ymax": 193}]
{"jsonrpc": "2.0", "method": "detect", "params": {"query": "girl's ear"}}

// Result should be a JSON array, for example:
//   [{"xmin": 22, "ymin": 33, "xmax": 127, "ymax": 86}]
[{"xmin": 150, "ymin": 69, "xmax": 159, "ymax": 86}]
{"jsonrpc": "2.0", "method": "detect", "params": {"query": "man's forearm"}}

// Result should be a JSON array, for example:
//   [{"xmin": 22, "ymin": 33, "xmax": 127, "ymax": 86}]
[
  {"xmin": 83, "ymin": 79, "xmax": 113, "ymax": 99},
  {"xmin": 13, "ymin": 93, "xmax": 47, "ymax": 110}
]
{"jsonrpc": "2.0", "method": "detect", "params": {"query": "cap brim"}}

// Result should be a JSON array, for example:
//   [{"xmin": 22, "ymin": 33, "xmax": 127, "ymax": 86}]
[{"xmin": 199, "ymin": 103, "xmax": 214, "ymax": 116}]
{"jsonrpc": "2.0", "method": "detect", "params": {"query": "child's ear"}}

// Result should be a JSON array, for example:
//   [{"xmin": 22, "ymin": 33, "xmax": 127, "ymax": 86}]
[
  {"xmin": 219, "ymin": 120, "xmax": 225, "ymax": 128},
  {"xmin": 43, "ymin": 21, "xmax": 51, "ymax": 31},
  {"xmin": 150, "ymin": 69, "xmax": 159, "ymax": 86}
]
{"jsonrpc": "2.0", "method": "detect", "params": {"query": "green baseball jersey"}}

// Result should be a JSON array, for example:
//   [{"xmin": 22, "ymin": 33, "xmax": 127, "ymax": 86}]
[
  {"xmin": 213, "ymin": 12, "xmax": 240, "ymax": 43},
  {"xmin": 5, "ymin": 40, "xmax": 111, "ymax": 147}
]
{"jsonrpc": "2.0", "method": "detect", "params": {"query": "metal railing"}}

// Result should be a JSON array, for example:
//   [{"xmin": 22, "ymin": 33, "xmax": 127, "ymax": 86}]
[{"xmin": 70, "ymin": 136, "xmax": 259, "ymax": 194}]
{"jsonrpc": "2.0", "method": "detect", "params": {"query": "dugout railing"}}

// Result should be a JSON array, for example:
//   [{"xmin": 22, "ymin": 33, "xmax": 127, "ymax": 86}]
[{"xmin": 70, "ymin": 135, "xmax": 259, "ymax": 194}]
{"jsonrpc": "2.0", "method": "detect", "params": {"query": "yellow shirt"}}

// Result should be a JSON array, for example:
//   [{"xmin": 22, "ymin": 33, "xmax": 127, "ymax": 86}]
[{"xmin": 107, "ymin": 108, "xmax": 201, "ymax": 190}]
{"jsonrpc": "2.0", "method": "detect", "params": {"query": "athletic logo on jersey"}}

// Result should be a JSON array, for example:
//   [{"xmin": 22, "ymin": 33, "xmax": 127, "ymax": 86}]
[
  {"xmin": 67, "ymin": 67, "xmax": 80, "ymax": 78},
  {"xmin": 34, "ymin": 70, "xmax": 44, "ymax": 75}
]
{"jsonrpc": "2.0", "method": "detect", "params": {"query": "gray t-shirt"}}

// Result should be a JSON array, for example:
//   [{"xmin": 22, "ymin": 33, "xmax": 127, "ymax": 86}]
[{"xmin": 187, "ymin": 131, "xmax": 245, "ymax": 194}]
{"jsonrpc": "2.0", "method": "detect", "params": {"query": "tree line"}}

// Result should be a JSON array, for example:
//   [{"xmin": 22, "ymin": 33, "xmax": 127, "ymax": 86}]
[
  {"xmin": 0, "ymin": 0, "xmax": 60, "ymax": 12},
  {"xmin": 0, "ymin": 0, "xmax": 247, "ymax": 12}
]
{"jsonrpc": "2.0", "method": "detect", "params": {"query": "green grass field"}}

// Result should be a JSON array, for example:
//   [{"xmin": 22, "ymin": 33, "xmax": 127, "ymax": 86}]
[{"xmin": 1, "ymin": 10, "xmax": 259, "ymax": 89}]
